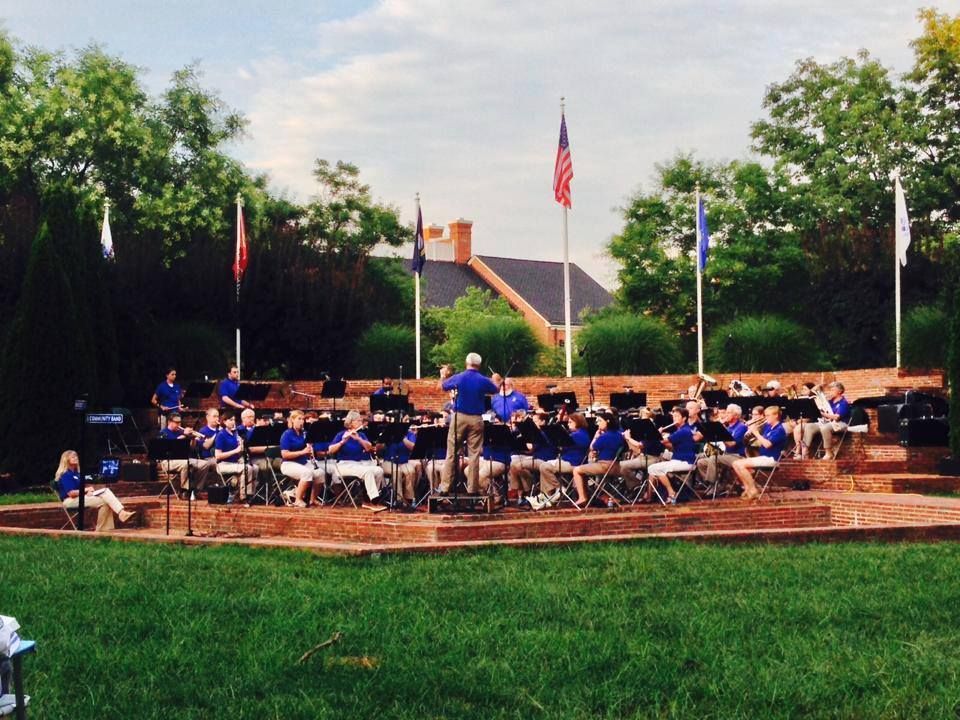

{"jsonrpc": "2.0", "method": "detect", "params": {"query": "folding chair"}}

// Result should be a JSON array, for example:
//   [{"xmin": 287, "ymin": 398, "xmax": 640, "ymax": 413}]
[
  {"xmin": 263, "ymin": 447, "xmax": 296, "ymax": 506},
  {"xmin": 330, "ymin": 467, "xmax": 364, "ymax": 508},
  {"xmin": 49, "ymin": 480, "xmax": 77, "ymax": 530},
  {"xmin": 585, "ymin": 449, "xmax": 627, "ymax": 509},
  {"xmin": 0, "ymin": 639, "xmax": 35, "ymax": 719},
  {"xmin": 754, "ymin": 451, "xmax": 785, "ymax": 499},
  {"xmin": 830, "ymin": 406, "xmax": 869, "ymax": 459}
]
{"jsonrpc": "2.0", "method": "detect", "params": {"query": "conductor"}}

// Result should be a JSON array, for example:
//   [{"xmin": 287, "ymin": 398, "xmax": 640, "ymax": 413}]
[{"xmin": 438, "ymin": 353, "xmax": 498, "ymax": 495}]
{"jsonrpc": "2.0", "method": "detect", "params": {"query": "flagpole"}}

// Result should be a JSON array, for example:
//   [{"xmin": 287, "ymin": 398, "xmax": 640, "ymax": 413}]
[
  {"xmin": 695, "ymin": 184, "xmax": 704, "ymax": 375},
  {"xmin": 894, "ymin": 176, "xmax": 902, "ymax": 370},
  {"xmin": 235, "ymin": 193, "xmax": 242, "ymax": 379},
  {"xmin": 415, "ymin": 193, "xmax": 422, "ymax": 380},
  {"xmin": 561, "ymin": 99, "xmax": 573, "ymax": 378}
]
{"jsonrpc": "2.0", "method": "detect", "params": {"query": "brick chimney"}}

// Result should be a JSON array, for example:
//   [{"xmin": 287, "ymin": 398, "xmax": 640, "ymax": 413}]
[{"xmin": 449, "ymin": 218, "xmax": 473, "ymax": 265}]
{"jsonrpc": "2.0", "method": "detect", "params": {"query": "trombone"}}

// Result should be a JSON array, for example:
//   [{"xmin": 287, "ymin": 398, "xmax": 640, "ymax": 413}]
[{"xmin": 692, "ymin": 373, "xmax": 717, "ymax": 401}]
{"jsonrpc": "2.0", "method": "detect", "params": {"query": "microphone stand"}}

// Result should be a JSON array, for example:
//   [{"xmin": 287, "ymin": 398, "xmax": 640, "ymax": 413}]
[{"xmin": 582, "ymin": 348, "xmax": 596, "ymax": 409}]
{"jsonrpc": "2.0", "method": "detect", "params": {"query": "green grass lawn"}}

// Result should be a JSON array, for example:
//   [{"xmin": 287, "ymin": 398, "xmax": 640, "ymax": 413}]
[
  {"xmin": 0, "ymin": 492, "xmax": 54, "ymax": 505},
  {"xmin": 4, "ymin": 536, "xmax": 960, "ymax": 719}
]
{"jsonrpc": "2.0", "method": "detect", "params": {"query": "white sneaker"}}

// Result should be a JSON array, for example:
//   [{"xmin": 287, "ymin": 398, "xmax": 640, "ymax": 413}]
[
  {"xmin": 527, "ymin": 494, "xmax": 544, "ymax": 511},
  {"xmin": 545, "ymin": 491, "xmax": 560, "ymax": 508}
]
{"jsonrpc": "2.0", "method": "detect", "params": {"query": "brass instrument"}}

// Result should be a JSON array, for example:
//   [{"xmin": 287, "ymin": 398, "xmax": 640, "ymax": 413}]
[
  {"xmin": 786, "ymin": 384, "xmax": 798, "ymax": 400},
  {"xmin": 692, "ymin": 373, "xmax": 717, "ymax": 401},
  {"xmin": 729, "ymin": 379, "xmax": 753, "ymax": 397},
  {"xmin": 812, "ymin": 386, "xmax": 832, "ymax": 417}
]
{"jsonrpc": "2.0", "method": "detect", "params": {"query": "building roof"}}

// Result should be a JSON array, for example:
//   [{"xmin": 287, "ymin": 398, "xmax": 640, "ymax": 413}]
[
  {"xmin": 472, "ymin": 255, "xmax": 613, "ymax": 325},
  {"xmin": 420, "ymin": 260, "xmax": 494, "ymax": 309}
]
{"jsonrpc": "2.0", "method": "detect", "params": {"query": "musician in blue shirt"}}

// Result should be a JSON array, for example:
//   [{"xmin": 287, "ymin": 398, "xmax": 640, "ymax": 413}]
[
  {"xmin": 490, "ymin": 378, "xmax": 530, "ymax": 422},
  {"xmin": 386, "ymin": 427, "xmax": 419, "ymax": 509},
  {"xmin": 279, "ymin": 410, "xmax": 325, "ymax": 507},
  {"xmin": 55, "ymin": 450, "xmax": 135, "ymax": 532},
  {"xmin": 645, "ymin": 407, "xmax": 698, "ymax": 504},
  {"xmin": 508, "ymin": 412, "xmax": 555, "ymax": 501},
  {"xmin": 373, "ymin": 377, "xmax": 394, "ymax": 396},
  {"xmin": 529, "ymin": 413, "xmax": 591, "ymax": 510},
  {"xmin": 329, "ymin": 410, "xmax": 387, "ymax": 507},
  {"xmin": 618, "ymin": 407, "xmax": 666, "ymax": 493},
  {"xmin": 571, "ymin": 412, "xmax": 624, "ymax": 508},
  {"xmin": 151, "ymin": 367, "xmax": 183, "ymax": 422},
  {"xmin": 696, "ymin": 403, "xmax": 749, "ymax": 487},
  {"xmin": 798, "ymin": 381, "xmax": 851, "ymax": 460},
  {"xmin": 215, "ymin": 413, "xmax": 259, "ymax": 499},
  {"xmin": 156, "ymin": 413, "xmax": 213, "ymax": 492},
  {"xmin": 732, "ymin": 405, "xmax": 788, "ymax": 499},
  {"xmin": 219, "ymin": 365, "xmax": 253, "ymax": 411},
  {"xmin": 438, "ymin": 353, "xmax": 499, "ymax": 494}
]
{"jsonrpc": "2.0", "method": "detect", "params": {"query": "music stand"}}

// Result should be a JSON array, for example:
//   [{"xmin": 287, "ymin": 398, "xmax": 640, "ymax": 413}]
[
  {"xmin": 689, "ymin": 421, "xmax": 736, "ymax": 501},
  {"xmin": 184, "ymin": 382, "xmax": 215, "ymax": 402},
  {"xmin": 247, "ymin": 425, "xmax": 284, "ymax": 505},
  {"xmin": 659, "ymin": 399, "xmax": 686, "ymax": 415},
  {"xmin": 237, "ymin": 383, "xmax": 272, "ymax": 404},
  {"xmin": 370, "ymin": 394, "xmax": 409, "ymax": 414},
  {"xmin": 609, "ymin": 392, "xmax": 647, "ymax": 411},
  {"xmin": 410, "ymin": 425, "xmax": 447, "ymax": 508},
  {"xmin": 537, "ymin": 392, "xmax": 578, "ymax": 413},
  {"xmin": 321, "ymin": 379, "xmax": 347, "ymax": 414},
  {"xmin": 701, "ymin": 390, "xmax": 731, "ymax": 408},
  {"xmin": 148, "ymin": 438, "xmax": 192, "ymax": 535},
  {"xmin": 306, "ymin": 420, "xmax": 342, "ymax": 504},
  {"xmin": 374, "ymin": 422, "xmax": 411, "ymax": 509}
]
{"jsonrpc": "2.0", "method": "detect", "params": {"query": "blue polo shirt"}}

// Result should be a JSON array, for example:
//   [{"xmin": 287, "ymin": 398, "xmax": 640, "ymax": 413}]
[
  {"xmin": 373, "ymin": 387, "xmax": 391, "ymax": 396},
  {"xmin": 386, "ymin": 430, "xmax": 415, "ymax": 463},
  {"xmin": 155, "ymin": 382, "xmax": 181, "ymax": 410},
  {"xmin": 726, "ymin": 420, "xmax": 748, "ymax": 456},
  {"xmin": 482, "ymin": 445, "xmax": 511, "ymax": 465},
  {"xmin": 592, "ymin": 430, "xmax": 624, "ymax": 462},
  {"xmin": 490, "ymin": 391, "xmax": 531, "ymax": 422},
  {"xmin": 197, "ymin": 425, "xmax": 218, "ymax": 459},
  {"xmin": 215, "ymin": 428, "xmax": 241, "ymax": 458},
  {"xmin": 280, "ymin": 428, "xmax": 308, "ymax": 465},
  {"xmin": 333, "ymin": 431, "xmax": 372, "ymax": 462},
  {"xmin": 442, "ymin": 369, "xmax": 498, "ymax": 416},
  {"xmin": 760, "ymin": 423, "xmax": 787, "ymax": 459},
  {"xmin": 159, "ymin": 428, "xmax": 185, "ymax": 440},
  {"xmin": 57, "ymin": 470, "xmax": 82, "ymax": 500},
  {"xmin": 668, "ymin": 425, "xmax": 697, "ymax": 464},
  {"xmin": 830, "ymin": 397, "xmax": 851, "ymax": 423},
  {"xmin": 562, "ymin": 428, "xmax": 591, "ymax": 465},
  {"xmin": 219, "ymin": 378, "xmax": 241, "ymax": 405}
]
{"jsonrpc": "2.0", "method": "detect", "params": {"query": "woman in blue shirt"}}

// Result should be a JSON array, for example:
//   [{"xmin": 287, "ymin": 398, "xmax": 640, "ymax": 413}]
[
  {"xmin": 55, "ymin": 450, "xmax": 136, "ymax": 532},
  {"xmin": 645, "ymin": 407, "xmax": 701, "ymax": 504},
  {"xmin": 528, "ymin": 413, "xmax": 591, "ymax": 510},
  {"xmin": 571, "ymin": 413, "xmax": 624, "ymax": 508}
]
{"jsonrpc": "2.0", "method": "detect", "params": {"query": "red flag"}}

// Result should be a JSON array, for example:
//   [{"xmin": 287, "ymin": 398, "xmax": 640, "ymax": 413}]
[
  {"xmin": 553, "ymin": 113, "xmax": 573, "ymax": 208},
  {"xmin": 233, "ymin": 204, "xmax": 248, "ymax": 284}
]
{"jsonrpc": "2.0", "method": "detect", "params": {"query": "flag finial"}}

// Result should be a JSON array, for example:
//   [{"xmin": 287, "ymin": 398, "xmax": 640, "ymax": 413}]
[{"xmin": 235, "ymin": 192, "xmax": 243, "ymax": 207}]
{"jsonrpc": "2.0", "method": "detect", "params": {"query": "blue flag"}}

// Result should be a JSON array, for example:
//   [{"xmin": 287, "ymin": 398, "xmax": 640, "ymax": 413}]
[
  {"xmin": 697, "ymin": 196, "xmax": 710, "ymax": 272},
  {"xmin": 411, "ymin": 205, "xmax": 425, "ymax": 275}
]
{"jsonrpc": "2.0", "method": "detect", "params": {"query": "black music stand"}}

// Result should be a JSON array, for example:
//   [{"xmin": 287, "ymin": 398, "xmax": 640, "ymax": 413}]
[
  {"xmin": 482, "ymin": 422, "xmax": 521, "ymax": 507},
  {"xmin": 321, "ymin": 379, "xmax": 347, "ymax": 414},
  {"xmin": 247, "ymin": 425, "xmax": 284, "ymax": 505},
  {"xmin": 237, "ymin": 383, "xmax": 272, "ymax": 404},
  {"xmin": 148, "ymin": 438, "xmax": 192, "ymax": 535},
  {"xmin": 537, "ymin": 392, "xmax": 578, "ymax": 413},
  {"xmin": 375, "ymin": 422, "xmax": 411, "ymax": 509},
  {"xmin": 306, "ymin": 420, "xmax": 341, "ymax": 504},
  {"xmin": 610, "ymin": 391, "xmax": 647, "ymax": 411},
  {"xmin": 688, "ymin": 421, "xmax": 736, "ymax": 501},
  {"xmin": 659, "ymin": 398, "xmax": 686, "ymax": 415},
  {"xmin": 184, "ymin": 382, "xmax": 215, "ymax": 402},
  {"xmin": 410, "ymin": 425, "xmax": 446, "ymax": 508},
  {"xmin": 701, "ymin": 390, "xmax": 731, "ymax": 408},
  {"xmin": 370, "ymin": 394, "xmax": 409, "ymax": 414}
]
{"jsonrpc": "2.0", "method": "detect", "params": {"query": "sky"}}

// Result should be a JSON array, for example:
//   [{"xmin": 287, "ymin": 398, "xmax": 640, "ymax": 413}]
[{"xmin": 2, "ymin": 1, "xmax": 958, "ymax": 287}]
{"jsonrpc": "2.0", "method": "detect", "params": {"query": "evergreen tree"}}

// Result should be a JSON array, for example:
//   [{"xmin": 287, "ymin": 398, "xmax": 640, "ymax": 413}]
[{"xmin": 0, "ymin": 223, "xmax": 98, "ymax": 482}]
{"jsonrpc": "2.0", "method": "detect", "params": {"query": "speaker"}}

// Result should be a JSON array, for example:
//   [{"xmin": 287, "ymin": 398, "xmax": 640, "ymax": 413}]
[
  {"xmin": 207, "ymin": 485, "xmax": 230, "ymax": 505},
  {"xmin": 878, "ymin": 403, "xmax": 934, "ymax": 433},
  {"xmin": 899, "ymin": 418, "xmax": 949, "ymax": 447},
  {"xmin": 119, "ymin": 461, "xmax": 151, "ymax": 483}
]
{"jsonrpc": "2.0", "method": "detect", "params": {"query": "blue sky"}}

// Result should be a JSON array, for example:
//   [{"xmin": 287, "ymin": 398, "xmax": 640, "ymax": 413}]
[{"xmin": 2, "ymin": 1, "xmax": 957, "ymax": 285}]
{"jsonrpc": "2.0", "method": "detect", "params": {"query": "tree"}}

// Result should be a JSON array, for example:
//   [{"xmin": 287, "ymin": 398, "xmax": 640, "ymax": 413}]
[
  {"xmin": 353, "ymin": 324, "xmax": 417, "ymax": 380},
  {"xmin": 0, "ymin": 223, "xmax": 99, "ymax": 481},
  {"xmin": 427, "ymin": 288, "xmax": 542, "ymax": 375},
  {"xmin": 704, "ymin": 315, "xmax": 829, "ymax": 373},
  {"xmin": 574, "ymin": 311, "xmax": 682, "ymax": 375}
]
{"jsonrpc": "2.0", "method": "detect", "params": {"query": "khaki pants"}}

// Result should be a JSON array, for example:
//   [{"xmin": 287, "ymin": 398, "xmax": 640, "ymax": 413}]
[
  {"xmin": 695, "ymin": 453, "xmax": 741, "ymax": 485},
  {"xmin": 337, "ymin": 460, "xmax": 386, "ymax": 501},
  {"xmin": 618, "ymin": 454, "xmax": 663, "ymax": 490},
  {"xmin": 216, "ymin": 462, "xmax": 260, "ymax": 496},
  {"xmin": 803, "ymin": 420, "xmax": 847, "ymax": 454},
  {"xmin": 509, "ymin": 456, "xmax": 543, "ymax": 493},
  {"xmin": 478, "ymin": 460, "xmax": 507, "ymax": 493},
  {"xmin": 384, "ymin": 460, "xmax": 420, "ymax": 502},
  {"xmin": 537, "ymin": 459, "xmax": 574, "ymax": 494},
  {"xmin": 440, "ymin": 413, "xmax": 484, "ymax": 493},
  {"xmin": 63, "ymin": 489, "xmax": 125, "ymax": 532}
]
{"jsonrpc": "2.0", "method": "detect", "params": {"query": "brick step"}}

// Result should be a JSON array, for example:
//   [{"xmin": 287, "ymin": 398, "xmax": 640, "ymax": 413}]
[{"xmin": 813, "ymin": 473, "xmax": 960, "ymax": 495}]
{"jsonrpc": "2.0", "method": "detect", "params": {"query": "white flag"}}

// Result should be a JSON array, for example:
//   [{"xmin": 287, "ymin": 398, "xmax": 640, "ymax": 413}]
[
  {"xmin": 101, "ymin": 200, "xmax": 114, "ymax": 260},
  {"xmin": 895, "ymin": 177, "xmax": 911, "ymax": 267}
]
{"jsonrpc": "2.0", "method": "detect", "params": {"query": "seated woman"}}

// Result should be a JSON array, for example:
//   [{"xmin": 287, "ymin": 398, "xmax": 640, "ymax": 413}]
[
  {"xmin": 528, "ymin": 412, "xmax": 591, "ymax": 510},
  {"xmin": 645, "ymin": 406, "xmax": 699, "ymax": 505},
  {"xmin": 732, "ymin": 405, "xmax": 788, "ymax": 500},
  {"xmin": 279, "ymin": 410, "xmax": 325, "ymax": 507},
  {"xmin": 55, "ymin": 450, "xmax": 135, "ymax": 531},
  {"xmin": 571, "ymin": 412, "xmax": 624, "ymax": 508},
  {"xmin": 329, "ymin": 411, "xmax": 387, "ymax": 507}
]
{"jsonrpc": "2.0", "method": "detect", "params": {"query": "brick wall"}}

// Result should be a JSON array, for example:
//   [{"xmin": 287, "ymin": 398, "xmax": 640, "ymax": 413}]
[{"xmin": 201, "ymin": 367, "xmax": 945, "ymax": 414}]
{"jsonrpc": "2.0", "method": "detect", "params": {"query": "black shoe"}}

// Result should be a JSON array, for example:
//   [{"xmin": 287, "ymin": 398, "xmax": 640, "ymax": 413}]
[{"xmin": 399, "ymin": 503, "xmax": 415, "ymax": 514}]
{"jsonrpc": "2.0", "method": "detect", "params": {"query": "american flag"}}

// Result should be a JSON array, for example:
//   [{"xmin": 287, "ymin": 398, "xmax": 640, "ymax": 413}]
[{"xmin": 553, "ymin": 113, "xmax": 573, "ymax": 208}]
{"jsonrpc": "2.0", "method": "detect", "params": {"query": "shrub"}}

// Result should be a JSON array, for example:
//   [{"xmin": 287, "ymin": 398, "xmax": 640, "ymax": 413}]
[
  {"xmin": 574, "ymin": 314, "xmax": 682, "ymax": 374},
  {"xmin": 902, "ymin": 305, "xmax": 948, "ymax": 369},
  {"xmin": 352, "ymin": 323, "xmax": 417, "ymax": 379},
  {"xmin": 705, "ymin": 315, "xmax": 828, "ymax": 372},
  {"xmin": 456, "ymin": 317, "xmax": 542, "ymax": 376}
]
